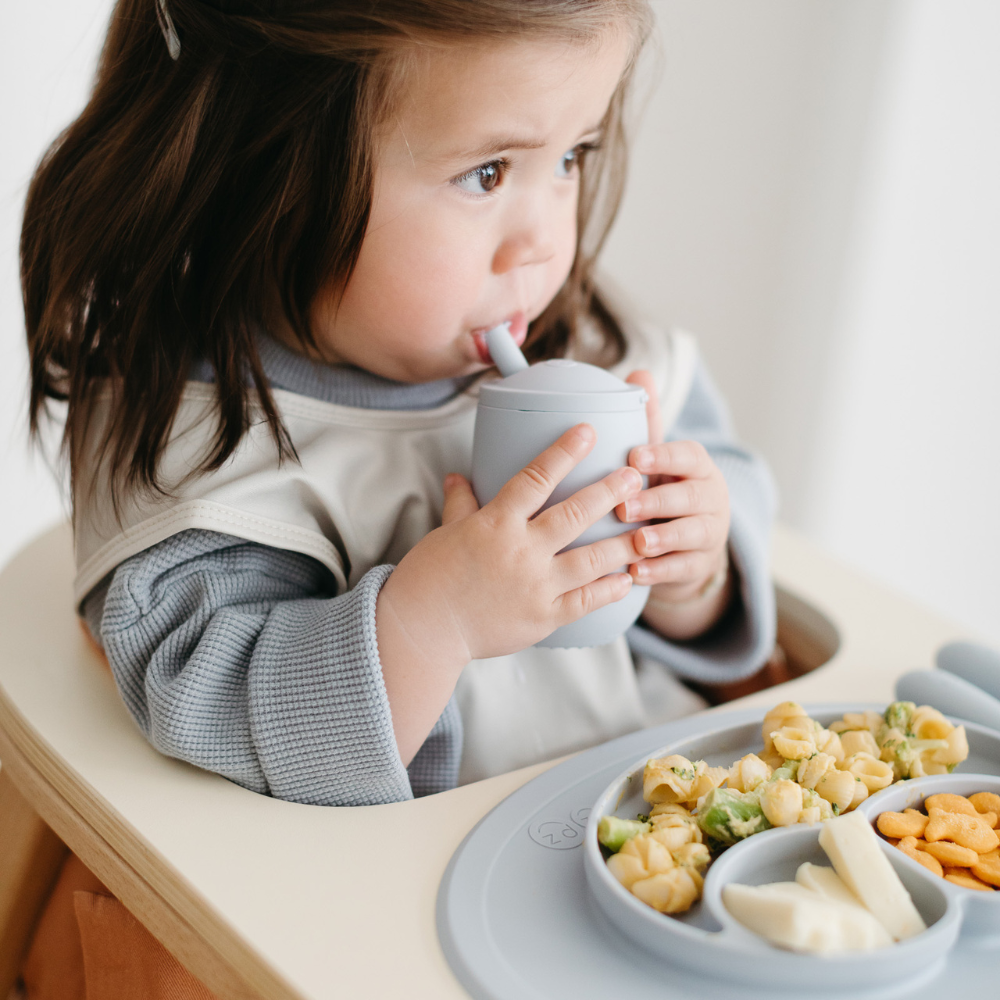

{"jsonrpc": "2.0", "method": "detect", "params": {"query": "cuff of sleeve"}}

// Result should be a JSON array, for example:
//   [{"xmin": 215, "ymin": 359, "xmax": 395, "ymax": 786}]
[{"xmin": 249, "ymin": 564, "xmax": 414, "ymax": 806}]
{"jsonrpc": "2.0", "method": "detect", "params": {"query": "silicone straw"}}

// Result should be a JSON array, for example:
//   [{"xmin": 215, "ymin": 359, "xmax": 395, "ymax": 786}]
[
  {"xmin": 896, "ymin": 668, "xmax": 1000, "ymax": 733},
  {"xmin": 485, "ymin": 322, "xmax": 529, "ymax": 377},
  {"xmin": 937, "ymin": 640, "xmax": 1000, "ymax": 701}
]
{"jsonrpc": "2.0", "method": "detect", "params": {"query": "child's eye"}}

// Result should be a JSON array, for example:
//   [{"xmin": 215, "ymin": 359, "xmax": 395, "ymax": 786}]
[
  {"xmin": 556, "ymin": 142, "xmax": 600, "ymax": 178},
  {"xmin": 452, "ymin": 160, "xmax": 507, "ymax": 195}
]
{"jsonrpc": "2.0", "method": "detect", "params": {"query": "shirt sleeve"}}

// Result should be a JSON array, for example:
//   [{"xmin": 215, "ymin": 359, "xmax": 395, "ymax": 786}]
[
  {"xmin": 627, "ymin": 357, "xmax": 778, "ymax": 683},
  {"xmin": 82, "ymin": 529, "xmax": 462, "ymax": 806}
]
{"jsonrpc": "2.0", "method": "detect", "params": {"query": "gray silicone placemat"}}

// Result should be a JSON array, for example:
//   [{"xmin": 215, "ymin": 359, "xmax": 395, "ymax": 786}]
[{"xmin": 437, "ymin": 704, "xmax": 1000, "ymax": 1000}]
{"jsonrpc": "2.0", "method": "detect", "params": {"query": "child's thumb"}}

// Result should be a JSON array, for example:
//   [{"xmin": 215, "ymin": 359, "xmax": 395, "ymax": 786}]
[{"xmin": 441, "ymin": 473, "xmax": 480, "ymax": 524}]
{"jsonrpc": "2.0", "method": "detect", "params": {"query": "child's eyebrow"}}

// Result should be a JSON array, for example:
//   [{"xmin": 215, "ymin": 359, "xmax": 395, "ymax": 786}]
[
  {"xmin": 442, "ymin": 124, "xmax": 604, "ymax": 164},
  {"xmin": 443, "ymin": 135, "xmax": 547, "ymax": 163}
]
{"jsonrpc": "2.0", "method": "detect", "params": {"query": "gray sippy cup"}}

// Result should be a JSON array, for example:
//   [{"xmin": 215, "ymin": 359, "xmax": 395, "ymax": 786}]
[{"xmin": 471, "ymin": 324, "xmax": 651, "ymax": 648}]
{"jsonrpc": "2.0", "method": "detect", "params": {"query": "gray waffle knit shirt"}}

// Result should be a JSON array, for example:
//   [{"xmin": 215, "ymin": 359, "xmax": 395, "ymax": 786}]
[{"xmin": 83, "ymin": 333, "xmax": 777, "ymax": 806}]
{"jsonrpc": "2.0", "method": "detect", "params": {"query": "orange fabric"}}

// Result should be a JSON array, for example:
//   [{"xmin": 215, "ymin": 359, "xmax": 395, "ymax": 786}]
[
  {"xmin": 74, "ymin": 892, "xmax": 217, "ymax": 1000},
  {"xmin": 20, "ymin": 851, "xmax": 217, "ymax": 1000},
  {"xmin": 21, "ymin": 853, "xmax": 107, "ymax": 1000}
]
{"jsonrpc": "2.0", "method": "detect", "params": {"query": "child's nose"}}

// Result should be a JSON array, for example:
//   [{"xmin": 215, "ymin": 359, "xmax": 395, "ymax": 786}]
[{"xmin": 491, "ymin": 216, "xmax": 558, "ymax": 275}]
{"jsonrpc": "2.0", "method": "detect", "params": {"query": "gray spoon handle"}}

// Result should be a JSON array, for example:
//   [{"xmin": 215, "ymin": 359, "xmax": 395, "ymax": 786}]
[
  {"xmin": 896, "ymin": 668, "xmax": 1000, "ymax": 733},
  {"xmin": 936, "ymin": 640, "xmax": 1000, "ymax": 701}
]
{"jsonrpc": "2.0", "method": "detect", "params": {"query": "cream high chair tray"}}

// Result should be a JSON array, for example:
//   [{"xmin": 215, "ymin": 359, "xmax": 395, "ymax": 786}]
[{"xmin": 0, "ymin": 522, "xmax": 985, "ymax": 999}]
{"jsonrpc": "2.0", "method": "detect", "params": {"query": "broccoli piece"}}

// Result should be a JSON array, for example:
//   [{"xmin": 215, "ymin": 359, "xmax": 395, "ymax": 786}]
[
  {"xmin": 883, "ymin": 701, "xmax": 916, "ymax": 736},
  {"xmin": 597, "ymin": 815, "xmax": 651, "ymax": 852},
  {"xmin": 887, "ymin": 736, "xmax": 948, "ymax": 778},
  {"xmin": 770, "ymin": 761, "xmax": 800, "ymax": 783},
  {"xmin": 697, "ymin": 787, "xmax": 772, "ymax": 846}
]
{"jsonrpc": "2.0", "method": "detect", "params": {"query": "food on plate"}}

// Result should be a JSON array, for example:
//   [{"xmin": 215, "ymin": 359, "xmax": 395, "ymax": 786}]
[
  {"xmin": 818, "ymin": 811, "xmax": 927, "ymax": 940},
  {"xmin": 724, "ymin": 812, "xmax": 926, "ymax": 953},
  {"xmin": 643, "ymin": 755, "xmax": 728, "ymax": 806},
  {"xmin": 795, "ymin": 861, "xmax": 865, "ymax": 906},
  {"xmin": 604, "ymin": 804, "xmax": 710, "ymax": 914},
  {"xmin": 836, "ymin": 703, "xmax": 969, "ymax": 780},
  {"xmin": 722, "ymin": 881, "xmax": 891, "ymax": 954},
  {"xmin": 600, "ymin": 700, "xmax": 970, "ymax": 918},
  {"xmin": 597, "ymin": 816, "xmax": 650, "ymax": 852},
  {"xmin": 875, "ymin": 793, "xmax": 1000, "ymax": 891},
  {"xmin": 722, "ymin": 813, "xmax": 926, "ymax": 954}
]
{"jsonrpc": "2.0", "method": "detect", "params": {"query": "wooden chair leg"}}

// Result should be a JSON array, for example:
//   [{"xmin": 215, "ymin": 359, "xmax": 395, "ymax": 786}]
[{"xmin": 0, "ymin": 767, "xmax": 69, "ymax": 997}]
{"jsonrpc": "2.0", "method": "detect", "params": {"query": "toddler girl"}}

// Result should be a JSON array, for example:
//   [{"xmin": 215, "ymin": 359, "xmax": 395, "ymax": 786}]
[{"xmin": 22, "ymin": 0, "xmax": 776, "ymax": 807}]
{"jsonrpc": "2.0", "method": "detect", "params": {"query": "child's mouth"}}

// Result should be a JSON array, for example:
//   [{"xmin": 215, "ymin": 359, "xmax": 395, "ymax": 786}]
[{"xmin": 471, "ymin": 314, "xmax": 528, "ymax": 366}]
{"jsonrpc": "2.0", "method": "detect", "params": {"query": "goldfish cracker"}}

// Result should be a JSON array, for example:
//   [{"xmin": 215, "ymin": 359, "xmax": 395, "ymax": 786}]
[
  {"xmin": 924, "ymin": 793, "xmax": 978, "ymax": 817},
  {"xmin": 877, "ymin": 810, "xmax": 928, "ymax": 840},
  {"xmin": 896, "ymin": 838, "xmax": 944, "ymax": 878},
  {"xmin": 968, "ymin": 792, "xmax": 1000, "ymax": 816},
  {"xmin": 943, "ymin": 870, "xmax": 994, "ymax": 892},
  {"xmin": 971, "ymin": 850, "xmax": 1000, "ymax": 888},
  {"xmin": 925, "ymin": 810, "xmax": 1000, "ymax": 854},
  {"xmin": 922, "ymin": 840, "xmax": 979, "ymax": 868}
]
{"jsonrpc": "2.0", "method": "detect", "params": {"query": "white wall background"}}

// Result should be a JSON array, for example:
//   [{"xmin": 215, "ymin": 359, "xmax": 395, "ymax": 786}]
[{"xmin": 2, "ymin": 1, "xmax": 998, "ymax": 645}]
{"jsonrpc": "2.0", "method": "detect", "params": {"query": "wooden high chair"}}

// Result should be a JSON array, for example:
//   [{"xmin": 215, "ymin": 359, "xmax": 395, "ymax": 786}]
[{"xmin": 0, "ymin": 524, "xmax": 965, "ymax": 999}]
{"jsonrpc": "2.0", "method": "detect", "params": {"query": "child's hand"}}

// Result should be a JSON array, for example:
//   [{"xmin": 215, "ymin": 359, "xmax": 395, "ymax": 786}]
[
  {"xmin": 376, "ymin": 425, "xmax": 643, "ymax": 762},
  {"xmin": 617, "ymin": 371, "xmax": 733, "ymax": 641}
]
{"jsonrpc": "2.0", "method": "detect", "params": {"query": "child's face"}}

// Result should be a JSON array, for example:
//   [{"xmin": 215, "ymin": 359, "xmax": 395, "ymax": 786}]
[{"xmin": 311, "ymin": 32, "xmax": 631, "ymax": 383}]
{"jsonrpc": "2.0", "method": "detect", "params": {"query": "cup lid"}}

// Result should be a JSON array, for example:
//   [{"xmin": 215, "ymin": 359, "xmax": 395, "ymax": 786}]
[{"xmin": 479, "ymin": 359, "xmax": 647, "ymax": 413}]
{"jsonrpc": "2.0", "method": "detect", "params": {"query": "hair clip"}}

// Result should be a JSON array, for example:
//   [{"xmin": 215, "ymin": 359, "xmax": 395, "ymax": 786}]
[{"xmin": 155, "ymin": 0, "xmax": 182, "ymax": 60}]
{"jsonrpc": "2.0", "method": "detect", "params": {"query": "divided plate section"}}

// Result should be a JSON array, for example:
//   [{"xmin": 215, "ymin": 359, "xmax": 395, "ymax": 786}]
[
  {"xmin": 586, "ymin": 714, "xmax": 1000, "ymax": 990},
  {"xmin": 700, "ymin": 824, "xmax": 957, "ymax": 990},
  {"xmin": 855, "ymin": 774, "xmax": 1000, "ymax": 938}
]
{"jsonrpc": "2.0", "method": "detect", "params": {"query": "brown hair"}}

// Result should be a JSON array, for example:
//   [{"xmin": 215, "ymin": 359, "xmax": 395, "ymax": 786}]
[{"xmin": 22, "ymin": 0, "xmax": 652, "ymax": 504}]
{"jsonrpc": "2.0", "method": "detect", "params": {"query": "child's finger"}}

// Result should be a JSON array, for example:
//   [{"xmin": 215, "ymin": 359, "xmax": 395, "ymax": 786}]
[
  {"xmin": 634, "ymin": 514, "xmax": 720, "ymax": 559},
  {"xmin": 555, "ymin": 529, "xmax": 641, "ymax": 592},
  {"xmin": 630, "ymin": 550, "xmax": 716, "ymax": 589},
  {"xmin": 619, "ymin": 474, "xmax": 728, "ymax": 523},
  {"xmin": 441, "ymin": 473, "xmax": 480, "ymax": 525},
  {"xmin": 533, "ymin": 465, "xmax": 643, "ymax": 551},
  {"xmin": 553, "ymin": 572, "xmax": 633, "ymax": 627},
  {"xmin": 628, "ymin": 440, "xmax": 714, "ymax": 479},
  {"xmin": 490, "ymin": 424, "xmax": 596, "ymax": 517},
  {"xmin": 625, "ymin": 370, "xmax": 663, "ymax": 445}
]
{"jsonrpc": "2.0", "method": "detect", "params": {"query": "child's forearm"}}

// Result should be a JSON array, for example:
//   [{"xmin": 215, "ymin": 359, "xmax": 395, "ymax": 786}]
[
  {"xmin": 375, "ymin": 573, "xmax": 470, "ymax": 767},
  {"xmin": 639, "ymin": 561, "xmax": 734, "ymax": 643}
]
